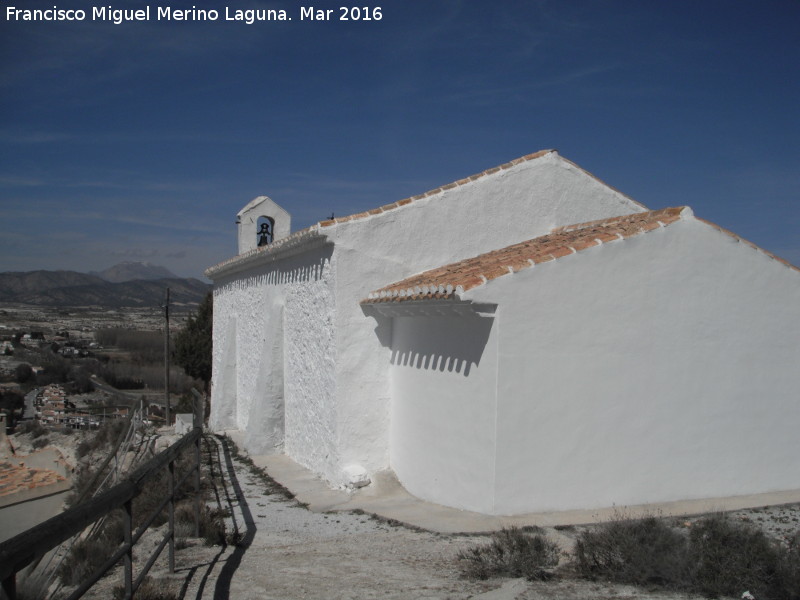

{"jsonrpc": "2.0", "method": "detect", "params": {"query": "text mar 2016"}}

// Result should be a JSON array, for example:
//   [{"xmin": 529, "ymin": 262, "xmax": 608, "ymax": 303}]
[{"xmin": 5, "ymin": 5, "xmax": 384, "ymax": 25}]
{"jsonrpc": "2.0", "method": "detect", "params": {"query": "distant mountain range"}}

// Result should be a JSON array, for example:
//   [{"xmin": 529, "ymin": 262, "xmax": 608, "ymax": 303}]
[
  {"xmin": 89, "ymin": 261, "xmax": 178, "ymax": 283},
  {"xmin": 0, "ymin": 263, "xmax": 210, "ymax": 307}
]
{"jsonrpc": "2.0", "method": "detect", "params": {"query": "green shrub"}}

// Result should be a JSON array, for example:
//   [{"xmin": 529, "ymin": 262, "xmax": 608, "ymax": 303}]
[
  {"xmin": 76, "ymin": 439, "xmax": 91, "ymax": 459},
  {"xmin": 31, "ymin": 436, "xmax": 50, "ymax": 449},
  {"xmin": 66, "ymin": 420, "xmax": 129, "ymax": 505},
  {"xmin": 779, "ymin": 532, "xmax": 800, "ymax": 600},
  {"xmin": 15, "ymin": 363, "xmax": 33, "ymax": 383},
  {"xmin": 689, "ymin": 514, "xmax": 788, "ymax": 600},
  {"xmin": 458, "ymin": 527, "xmax": 560, "ymax": 581},
  {"xmin": 58, "ymin": 513, "xmax": 124, "ymax": 586},
  {"xmin": 129, "ymin": 452, "xmax": 197, "ymax": 530},
  {"xmin": 575, "ymin": 512, "xmax": 690, "ymax": 588},
  {"xmin": 574, "ymin": 511, "xmax": 800, "ymax": 599},
  {"xmin": 174, "ymin": 501, "xmax": 227, "ymax": 546},
  {"xmin": 113, "ymin": 576, "xmax": 179, "ymax": 600},
  {"xmin": 17, "ymin": 420, "xmax": 47, "ymax": 438}
]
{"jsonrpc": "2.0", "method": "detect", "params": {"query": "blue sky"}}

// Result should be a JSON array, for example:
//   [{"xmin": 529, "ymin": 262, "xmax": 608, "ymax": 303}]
[{"xmin": 1, "ymin": 0, "xmax": 798, "ymax": 279}]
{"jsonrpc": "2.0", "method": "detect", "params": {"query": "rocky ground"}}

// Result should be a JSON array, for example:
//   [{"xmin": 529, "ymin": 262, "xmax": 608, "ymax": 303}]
[{"xmin": 8, "ymin": 429, "xmax": 799, "ymax": 600}]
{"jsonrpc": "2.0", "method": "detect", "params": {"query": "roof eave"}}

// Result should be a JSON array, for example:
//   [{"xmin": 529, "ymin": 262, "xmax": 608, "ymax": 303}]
[
  {"xmin": 205, "ymin": 227, "xmax": 329, "ymax": 280},
  {"xmin": 361, "ymin": 297, "xmax": 497, "ymax": 318}
]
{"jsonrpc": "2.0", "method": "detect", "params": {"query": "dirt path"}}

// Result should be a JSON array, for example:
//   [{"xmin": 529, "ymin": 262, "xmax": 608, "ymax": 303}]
[
  {"xmin": 71, "ymin": 433, "xmax": 797, "ymax": 600},
  {"xmin": 168, "ymin": 434, "xmax": 494, "ymax": 599},
  {"xmin": 147, "ymin": 435, "xmax": 716, "ymax": 600}
]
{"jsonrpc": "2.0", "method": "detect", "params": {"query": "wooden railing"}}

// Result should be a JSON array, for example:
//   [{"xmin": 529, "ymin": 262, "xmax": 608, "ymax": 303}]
[{"xmin": 0, "ymin": 427, "xmax": 203, "ymax": 600}]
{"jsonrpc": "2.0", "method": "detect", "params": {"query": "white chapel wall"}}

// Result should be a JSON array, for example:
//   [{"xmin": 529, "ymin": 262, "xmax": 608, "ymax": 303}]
[
  {"xmin": 461, "ymin": 216, "xmax": 800, "ymax": 515},
  {"xmin": 209, "ymin": 311, "xmax": 238, "ymax": 429},
  {"xmin": 212, "ymin": 151, "xmax": 651, "ymax": 488},
  {"xmin": 388, "ymin": 312, "xmax": 500, "ymax": 513},
  {"xmin": 209, "ymin": 244, "xmax": 340, "ymax": 481},
  {"xmin": 329, "ymin": 151, "xmax": 648, "ymax": 484},
  {"xmin": 281, "ymin": 247, "xmax": 339, "ymax": 481}
]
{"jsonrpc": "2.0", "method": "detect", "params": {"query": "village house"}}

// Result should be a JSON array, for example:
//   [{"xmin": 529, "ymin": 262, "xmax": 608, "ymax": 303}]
[{"xmin": 205, "ymin": 150, "xmax": 800, "ymax": 516}]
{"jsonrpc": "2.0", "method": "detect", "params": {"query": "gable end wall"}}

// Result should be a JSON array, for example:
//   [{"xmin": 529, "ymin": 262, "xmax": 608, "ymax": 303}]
[{"xmin": 462, "ymin": 217, "xmax": 800, "ymax": 514}]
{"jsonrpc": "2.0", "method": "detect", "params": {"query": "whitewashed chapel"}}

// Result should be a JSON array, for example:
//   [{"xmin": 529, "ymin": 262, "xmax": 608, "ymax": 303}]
[{"xmin": 206, "ymin": 150, "xmax": 800, "ymax": 516}]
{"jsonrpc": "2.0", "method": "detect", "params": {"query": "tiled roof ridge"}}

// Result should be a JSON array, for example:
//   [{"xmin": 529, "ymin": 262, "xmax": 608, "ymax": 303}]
[
  {"xmin": 695, "ymin": 217, "xmax": 800, "ymax": 274},
  {"xmin": 362, "ymin": 207, "xmax": 689, "ymax": 304},
  {"xmin": 318, "ymin": 149, "xmax": 556, "ymax": 228},
  {"xmin": 551, "ymin": 206, "xmax": 684, "ymax": 234}
]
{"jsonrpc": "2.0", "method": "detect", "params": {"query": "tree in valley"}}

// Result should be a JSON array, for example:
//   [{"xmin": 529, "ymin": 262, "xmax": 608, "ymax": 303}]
[{"xmin": 173, "ymin": 291, "xmax": 212, "ymax": 392}]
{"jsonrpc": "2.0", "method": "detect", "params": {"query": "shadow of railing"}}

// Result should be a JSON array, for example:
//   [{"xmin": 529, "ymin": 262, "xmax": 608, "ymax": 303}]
[{"xmin": 212, "ymin": 435, "xmax": 256, "ymax": 600}]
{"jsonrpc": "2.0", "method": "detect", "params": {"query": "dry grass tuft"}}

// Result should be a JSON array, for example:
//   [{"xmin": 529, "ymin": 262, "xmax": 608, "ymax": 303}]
[{"xmin": 458, "ymin": 527, "xmax": 560, "ymax": 581}]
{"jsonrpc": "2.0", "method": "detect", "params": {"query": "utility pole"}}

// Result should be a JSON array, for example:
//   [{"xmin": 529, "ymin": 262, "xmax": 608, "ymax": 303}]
[{"xmin": 164, "ymin": 287, "xmax": 170, "ymax": 427}]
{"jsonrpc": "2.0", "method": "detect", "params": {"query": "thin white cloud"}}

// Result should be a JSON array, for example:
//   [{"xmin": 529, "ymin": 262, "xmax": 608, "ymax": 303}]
[
  {"xmin": 0, "ymin": 170, "xmax": 219, "ymax": 194},
  {"xmin": 0, "ymin": 128, "xmax": 258, "ymax": 146},
  {"xmin": 63, "ymin": 179, "xmax": 212, "ymax": 193},
  {"xmin": 0, "ymin": 131, "xmax": 74, "ymax": 144},
  {"xmin": 0, "ymin": 175, "xmax": 46, "ymax": 187},
  {"xmin": 109, "ymin": 248, "xmax": 162, "ymax": 258},
  {"xmin": 60, "ymin": 210, "xmax": 225, "ymax": 234}
]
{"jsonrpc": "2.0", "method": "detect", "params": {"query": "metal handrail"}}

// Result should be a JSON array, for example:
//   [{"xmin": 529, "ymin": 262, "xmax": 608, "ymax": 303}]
[{"xmin": 0, "ymin": 426, "xmax": 203, "ymax": 600}]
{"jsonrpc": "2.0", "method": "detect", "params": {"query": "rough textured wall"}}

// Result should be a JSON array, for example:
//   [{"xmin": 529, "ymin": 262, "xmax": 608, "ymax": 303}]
[
  {"xmin": 463, "ymin": 216, "xmax": 800, "ymax": 515},
  {"xmin": 210, "ymin": 245, "xmax": 337, "ymax": 475},
  {"xmin": 282, "ymin": 248, "xmax": 338, "ymax": 482}
]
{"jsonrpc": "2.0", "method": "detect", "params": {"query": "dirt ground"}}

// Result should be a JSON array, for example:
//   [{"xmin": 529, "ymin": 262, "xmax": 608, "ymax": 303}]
[
  {"xmin": 68, "ymin": 434, "xmax": 798, "ymax": 600},
  {"xmin": 10, "ymin": 429, "xmax": 798, "ymax": 600}
]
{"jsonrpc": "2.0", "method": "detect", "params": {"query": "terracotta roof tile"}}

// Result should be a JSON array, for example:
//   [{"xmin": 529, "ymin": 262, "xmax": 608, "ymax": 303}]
[
  {"xmin": 362, "ymin": 207, "xmax": 687, "ymax": 304},
  {"xmin": 695, "ymin": 217, "xmax": 800, "ymax": 273},
  {"xmin": 331, "ymin": 150, "xmax": 556, "ymax": 228}
]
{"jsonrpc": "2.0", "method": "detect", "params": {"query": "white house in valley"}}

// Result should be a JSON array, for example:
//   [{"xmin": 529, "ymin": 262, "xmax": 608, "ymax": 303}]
[{"xmin": 206, "ymin": 150, "xmax": 800, "ymax": 516}]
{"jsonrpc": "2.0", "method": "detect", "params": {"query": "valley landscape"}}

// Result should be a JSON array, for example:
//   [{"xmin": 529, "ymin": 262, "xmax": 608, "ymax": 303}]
[
  {"xmin": 0, "ymin": 260, "xmax": 209, "ymax": 479},
  {"xmin": 0, "ymin": 262, "xmax": 209, "ymax": 308}
]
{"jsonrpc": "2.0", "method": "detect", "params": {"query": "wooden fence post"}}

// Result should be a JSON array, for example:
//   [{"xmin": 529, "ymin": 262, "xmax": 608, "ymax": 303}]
[
  {"xmin": 168, "ymin": 458, "xmax": 175, "ymax": 573},
  {"xmin": 123, "ymin": 499, "xmax": 133, "ymax": 599},
  {"xmin": 192, "ymin": 390, "xmax": 203, "ymax": 539},
  {"xmin": 193, "ymin": 435, "xmax": 201, "ymax": 538}
]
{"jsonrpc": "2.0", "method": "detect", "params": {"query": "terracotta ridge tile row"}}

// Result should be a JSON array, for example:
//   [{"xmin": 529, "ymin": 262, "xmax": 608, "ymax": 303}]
[
  {"xmin": 361, "ymin": 207, "xmax": 687, "ymax": 304},
  {"xmin": 695, "ymin": 217, "xmax": 800, "ymax": 273},
  {"xmin": 317, "ymin": 150, "xmax": 554, "ymax": 228}
]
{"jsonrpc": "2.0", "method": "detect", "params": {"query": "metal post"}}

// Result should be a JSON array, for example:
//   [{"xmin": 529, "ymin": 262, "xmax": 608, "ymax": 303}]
[
  {"xmin": 123, "ymin": 499, "xmax": 133, "ymax": 599},
  {"xmin": 164, "ymin": 287, "xmax": 170, "ymax": 427},
  {"xmin": 168, "ymin": 459, "xmax": 175, "ymax": 573}
]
